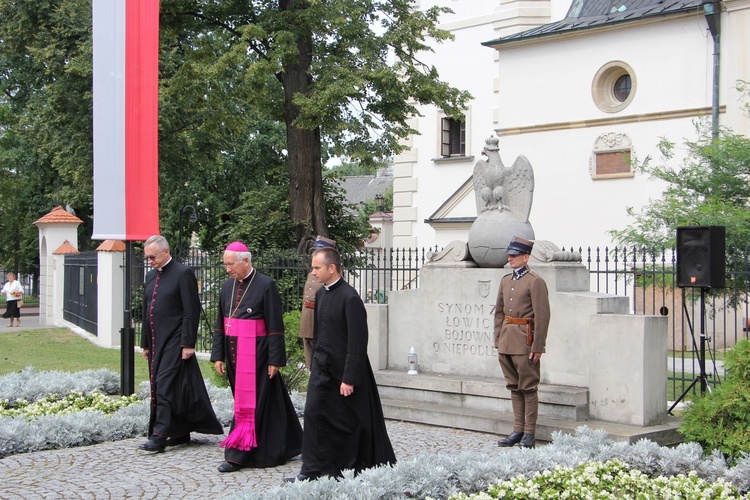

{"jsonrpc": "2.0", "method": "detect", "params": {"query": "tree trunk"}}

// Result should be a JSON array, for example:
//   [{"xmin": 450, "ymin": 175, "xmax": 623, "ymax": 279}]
[{"xmin": 280, "ymin": 0, "xmax": 328, "ymax": 243}]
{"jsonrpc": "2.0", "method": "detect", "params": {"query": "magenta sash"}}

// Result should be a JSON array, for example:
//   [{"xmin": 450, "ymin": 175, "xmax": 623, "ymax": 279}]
[{"xmin": 220, "ymin": 318, "xmax": 267, "ymax": 451}]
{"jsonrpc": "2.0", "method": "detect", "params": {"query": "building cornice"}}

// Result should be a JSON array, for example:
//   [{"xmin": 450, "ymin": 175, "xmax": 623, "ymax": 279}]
[
  {"xmin": 486, "ymin": 11, "xmax": 703, "ymax": 51},
  {"xmin": 496, "ymin": 106, "xmax": 723, "ymax": 136},
  {"xmin": 723, "ymin": 0, "xmax": 750, "ymax": 12}
]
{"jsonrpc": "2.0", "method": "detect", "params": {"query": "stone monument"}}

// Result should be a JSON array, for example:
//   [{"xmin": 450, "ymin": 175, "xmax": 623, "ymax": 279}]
[
  {"xmin": 381, "ymin": 134, "xmax": 669, "ymax": 434},
  {"xmin": 468, "ymin": 136, "xmax": 535, "ymax": 267}
]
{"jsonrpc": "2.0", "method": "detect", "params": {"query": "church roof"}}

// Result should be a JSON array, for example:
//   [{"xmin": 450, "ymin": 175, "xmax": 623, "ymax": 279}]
[
  {"xmin": 335, "ymin": 168, "xmax": 393, "ymax": 211},
  {"xmin": 483, "ymin": 0, "xmax": 703, "ymax": 47}
]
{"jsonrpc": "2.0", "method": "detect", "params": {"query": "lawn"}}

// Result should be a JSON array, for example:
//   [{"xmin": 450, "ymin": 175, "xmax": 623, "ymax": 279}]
[{"xmin": 0, "ymin": 327, "xmax": 217, "ymax": 386}]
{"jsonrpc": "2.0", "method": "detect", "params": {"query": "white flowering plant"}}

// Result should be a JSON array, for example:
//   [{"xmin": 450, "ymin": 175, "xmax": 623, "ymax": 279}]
[
  {"xmin": 0, "ymin": 367, "xmax": 237, "ymax": 458},
  {"xmin": 447, "ymin": 459, "xmax": 742, "ymax": 499},
  {"xmin": 2, "ymin": 368, "xmax": 749, "ymax": 499},
  {"xmin": 0, "ymin": 391, "xmax": 141, "ymax": 418},
  {"xmin": 237, "ymin": 427, "xmax": 750, "ymax": 500}
]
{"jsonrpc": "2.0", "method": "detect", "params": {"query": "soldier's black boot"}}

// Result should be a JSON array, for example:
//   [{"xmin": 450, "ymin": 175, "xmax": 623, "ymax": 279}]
[
  {"xmin": 519, "ymin": 434, "xmax": 536, "ymax": 448},
  {"xmin": 497, "ymin": 431, "xmax": 524, "ymax": 447}
]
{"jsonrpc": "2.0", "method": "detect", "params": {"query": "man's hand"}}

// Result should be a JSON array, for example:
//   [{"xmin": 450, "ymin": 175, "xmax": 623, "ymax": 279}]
[
  {"xmin": 268, "ymin": 365, "xmax": 280, "ymax": 378},
  {"xmin": 214, "ymin": 361, "xmax": 225, "ymax": 376},
  {"xmin": 529, "ymin": 352, "xmax": 542, "ymax": 365},
  {"xmin": 182, "ymin": 347, "xmax": 195, "ymax": 360},
  {"xmin": 340, "ymin": 382, "xmax": 354, "ymax": 397},
  {"xmin": 142, "ymin": 349, "xmax": 149, "ymax": 360}
]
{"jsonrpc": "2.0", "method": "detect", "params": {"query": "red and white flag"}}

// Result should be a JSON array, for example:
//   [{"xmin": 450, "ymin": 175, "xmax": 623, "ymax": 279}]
[{"xmin": 92, "ymin": 0, "xmax": 159, "ymax": 240}]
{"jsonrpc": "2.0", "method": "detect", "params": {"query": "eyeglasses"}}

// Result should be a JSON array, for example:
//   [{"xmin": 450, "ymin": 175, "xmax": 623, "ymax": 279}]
[
  {"xmin": 224, "ymin": 261, "xmax": 239, "ymax": 268},
  {"xmin": 146, "ymin": 248, "xmax": 166, "ymax": 260}
]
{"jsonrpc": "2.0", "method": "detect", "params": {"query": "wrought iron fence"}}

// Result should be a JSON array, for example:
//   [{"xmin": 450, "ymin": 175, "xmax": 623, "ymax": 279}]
[
  {"xmin": 0, "ymin": 271, "xmax": 39, "ymax": 307},
  {"xmin": 572, "ymin": 246, "xmax": 750, "ymax": 399},
  {"xmin": 63, "ymin": 252, "xmax": 98, "ymax": 334},
  {"xmin": 124, "ymin": 243, "xmax": 750, "ymax": 401},
  {"xmin": 131, "ymin": 247, "xmax": 436, "ymax": 352}
]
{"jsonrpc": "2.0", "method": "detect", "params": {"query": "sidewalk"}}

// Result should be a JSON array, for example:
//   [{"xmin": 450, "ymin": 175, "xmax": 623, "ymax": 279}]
[
  {"xmin": 0, "ymin": 420, "xmax": 501, "ymax": 499},
  {"xmin": 1, "ymin": 307, "xmax": 47, "ymax": 332}
]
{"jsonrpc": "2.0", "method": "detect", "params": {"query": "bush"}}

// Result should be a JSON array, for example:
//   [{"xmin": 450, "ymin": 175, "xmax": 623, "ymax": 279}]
[
  {"xmin": 0, "ymin": 367, "xmax": 120, "ymax": 402},
  {"xmin": 207, "ymin": 360, "xmax": 230, "ymax": 389},
  {"xmin": 449, "ymin": 459, "xmax": 741, "ymax": 499},
  {"xmin": 230, "ymin": 427, "xmax": 750, "ymax": 499},
  {"xmin": 281, "ymin": 310, "xmax": 308, "ymax": 393},
  {"xmin": 0, "ymin": 370, "xmax": 239, "ymax": 458},
  {"xmin": 680, "ymin": 339, "xmax": 750, "ymax": 461}
]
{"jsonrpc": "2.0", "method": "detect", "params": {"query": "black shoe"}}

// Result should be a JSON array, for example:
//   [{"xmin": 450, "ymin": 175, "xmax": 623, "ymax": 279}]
[
  {"xmin": 497, "ymin": 431, "xmax": 524, "ymax": 447},
  {"xmin": 519, "ymin": 434, "xmax": 536, "ymax": 448},
  {"xmin": 283, "ymin": 473, "xmax": 318, "ymax": 483},
  {"xmin": 138, "ymin": 440, "xmax": 165, "ymax": 453},
  {"xmin": 166, "ymin": 435, "xmax": 190, "ymax": 447},
  {"xmin": 217, "ymin": 461, "xmax": 242, "ymax": 473}
]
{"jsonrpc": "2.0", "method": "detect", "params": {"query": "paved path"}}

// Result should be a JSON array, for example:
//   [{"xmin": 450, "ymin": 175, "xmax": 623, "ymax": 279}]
[
  {"xmin": 1, "ymin": 313, "xmax": 504, "ymax": 497},
  {"xmin": 0, "ymin": 307, "xmax": 46, "ymax": 332},
  {"xmin": 0, "ymin": 420, "xmax": 500, "ymax": 499}
]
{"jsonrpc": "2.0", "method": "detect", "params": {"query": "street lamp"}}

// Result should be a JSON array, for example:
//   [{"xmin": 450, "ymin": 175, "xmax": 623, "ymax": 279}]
[
  {"xmin": 375, "ymin": 193, "xmax": 384, "ymax": 212},
  {"xmin": 178, "ymin": 205, "xmax": 197, "ymax": 258}
]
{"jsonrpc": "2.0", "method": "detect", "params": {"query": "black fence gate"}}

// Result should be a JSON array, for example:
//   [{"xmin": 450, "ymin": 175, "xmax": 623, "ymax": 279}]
[{"xmin": 63, "ymin": 252, "xmax": 98, "ymax": 334}]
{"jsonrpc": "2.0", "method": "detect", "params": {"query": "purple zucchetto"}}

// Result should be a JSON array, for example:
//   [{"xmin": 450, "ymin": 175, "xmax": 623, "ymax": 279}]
[{"xmin": 225, "ymin": 241, "xmax": 249, "ymax": 252}]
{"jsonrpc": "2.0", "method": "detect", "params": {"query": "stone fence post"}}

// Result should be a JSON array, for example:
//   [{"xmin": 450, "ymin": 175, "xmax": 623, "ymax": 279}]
[{"xmin": 96, "ymin": 240, "xmax": 126, "ymax": 348}]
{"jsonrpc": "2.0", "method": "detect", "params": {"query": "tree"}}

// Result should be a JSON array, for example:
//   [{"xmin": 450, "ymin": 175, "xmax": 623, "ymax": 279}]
[
  {"xmin": 168, "ymin": 0, "xmax": 472, "ymax": 243},
  {"xmin": 0, "ymin": 0, "xmax": 94, "ymax": 280},
  {"xmin": 609, "ymin": 120, "xmax": 750, "ymax": 255},
  {"xmin": 1, "ymin": 0, "xmax": 470, "ymax": 276}
]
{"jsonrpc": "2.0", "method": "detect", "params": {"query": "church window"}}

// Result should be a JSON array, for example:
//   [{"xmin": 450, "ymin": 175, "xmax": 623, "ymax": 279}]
[
  {"xmin": 613, "ymin": 74, "xmax": 631, "ymax": 102},
  {"xmin": 592, "ymin": 61, "xmax": 636, "ymax": 113},
  {"xmin": 441, "ymin": 117, "xmax": 465, "ymax": 157}
]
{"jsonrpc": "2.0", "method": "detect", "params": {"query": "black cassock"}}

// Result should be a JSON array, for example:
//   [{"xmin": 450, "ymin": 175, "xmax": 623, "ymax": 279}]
[
  {"xmin": 301, "ymin": 279, "xmax": 396, "ymax": 478},
  {"xmin": 141, "ymin": 260, "xmax": 223, "ymax": 441},
  {"xmin": 211, "ymin": 269, "xmax": 302, "ymax": 467}
]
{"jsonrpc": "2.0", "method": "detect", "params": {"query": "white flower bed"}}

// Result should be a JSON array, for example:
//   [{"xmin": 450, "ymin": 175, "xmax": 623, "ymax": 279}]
[
  {"xmin": 0, "ymin": 367, "xmax": 237, "ymax": 458},
  {"xmin": 236, "ymin": 433, "xmax": 750, "ymax": 499},
  {"xmin": 2, "ymin": 368, "xmax": 748, "ymax": 498}
]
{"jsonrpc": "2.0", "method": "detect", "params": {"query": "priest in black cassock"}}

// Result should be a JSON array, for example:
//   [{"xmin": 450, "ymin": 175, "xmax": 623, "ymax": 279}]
[
  {"xmin": 211, "ymin": 241, "xmax": 303, "ymax": 473},
  {"xmin": 286, "ymin": 246, "xmax": 396, "ymax": 482},
  {"xmin": 139, "ymin": 235, "xmax": 223, "ymax": 453}
]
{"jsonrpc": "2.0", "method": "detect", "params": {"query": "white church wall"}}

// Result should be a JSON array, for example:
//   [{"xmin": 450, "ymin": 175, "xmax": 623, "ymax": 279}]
[
  {"xmin": 496, "ymin": 19, "xmax": 714, "ymax": 125},
  {"xmin": 394, "ymin": 0, "xmax": 749, "ymax": 251},
  {"xmin": 498, "ymin": 118, "xmax": 705, "ymax": 247}
]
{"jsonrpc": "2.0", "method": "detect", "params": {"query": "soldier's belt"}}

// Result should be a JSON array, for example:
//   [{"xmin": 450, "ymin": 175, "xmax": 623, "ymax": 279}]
[
  {"xmin": 505, "ymin": 317, "xmax": 534, "ymax": 347},
  {"xmin": 505, "ymin": 317, "xmax": 533, "ymax": 326}
]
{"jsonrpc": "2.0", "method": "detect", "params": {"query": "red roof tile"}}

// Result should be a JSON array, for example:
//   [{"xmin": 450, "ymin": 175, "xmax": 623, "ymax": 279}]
[
  {"xmin": 33, "ymin": 206, "xmax": 84, "ymax": 225},
  {"xmin": 53, "ymin": 240, "xmax": 80, "ymax": 255},
  {"xmin": 96, "ymin": 240, "xmax": 126, "ymax": 252}
]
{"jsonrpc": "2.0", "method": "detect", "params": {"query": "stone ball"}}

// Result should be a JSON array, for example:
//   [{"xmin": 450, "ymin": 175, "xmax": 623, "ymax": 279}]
[{"xmin": 468, "ymin": 210, "xmax": 535, "ymax": 268}]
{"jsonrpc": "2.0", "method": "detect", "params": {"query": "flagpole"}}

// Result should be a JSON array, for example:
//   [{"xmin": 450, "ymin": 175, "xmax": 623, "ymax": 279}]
[{"xmin": 120, "ymin": 241, "xmax": 135, "ymax": 395}]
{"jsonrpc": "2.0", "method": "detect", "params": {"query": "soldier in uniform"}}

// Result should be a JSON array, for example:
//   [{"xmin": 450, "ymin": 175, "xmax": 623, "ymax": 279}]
[
  {"xmin": 299, "ymin": 236, "xmax": 336, "ymax": 369},
  {"xmin": 494, "ymin": 236, "xmax": 551, "ymax": 449}
]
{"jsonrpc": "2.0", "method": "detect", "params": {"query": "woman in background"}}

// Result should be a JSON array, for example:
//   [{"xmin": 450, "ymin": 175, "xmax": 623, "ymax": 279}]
[{"xmin": 2, "ymin": 272, "xmax": 23, "ymax": 327}]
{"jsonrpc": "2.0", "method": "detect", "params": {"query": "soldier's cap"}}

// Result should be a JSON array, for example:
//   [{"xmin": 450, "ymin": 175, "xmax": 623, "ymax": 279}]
[
  {"xmin": 312, "ymin": 235, "xmax": 336, "ymax": 250},
  {"xmin": 506, "ymin": 236, "xmax": 534, "ymax": 255}
]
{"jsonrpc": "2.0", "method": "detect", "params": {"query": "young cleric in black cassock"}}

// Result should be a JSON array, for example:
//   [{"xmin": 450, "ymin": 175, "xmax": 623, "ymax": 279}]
[
  {"xmin": 211, "ymin": 260, "xmax": 302, "ymax": 469},
  {"xmin": 141, "ymin": 253, "xmax": 223, "ymax": 446},
  {"xmin": 299, "ymin": 264, "xmax": 396, "ymax": 479}
]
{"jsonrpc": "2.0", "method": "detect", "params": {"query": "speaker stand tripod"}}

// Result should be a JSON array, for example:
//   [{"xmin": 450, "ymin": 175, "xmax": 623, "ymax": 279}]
[{"xmin": 668, "ymin": 287, "xmax": 713, "ymax": 415}]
